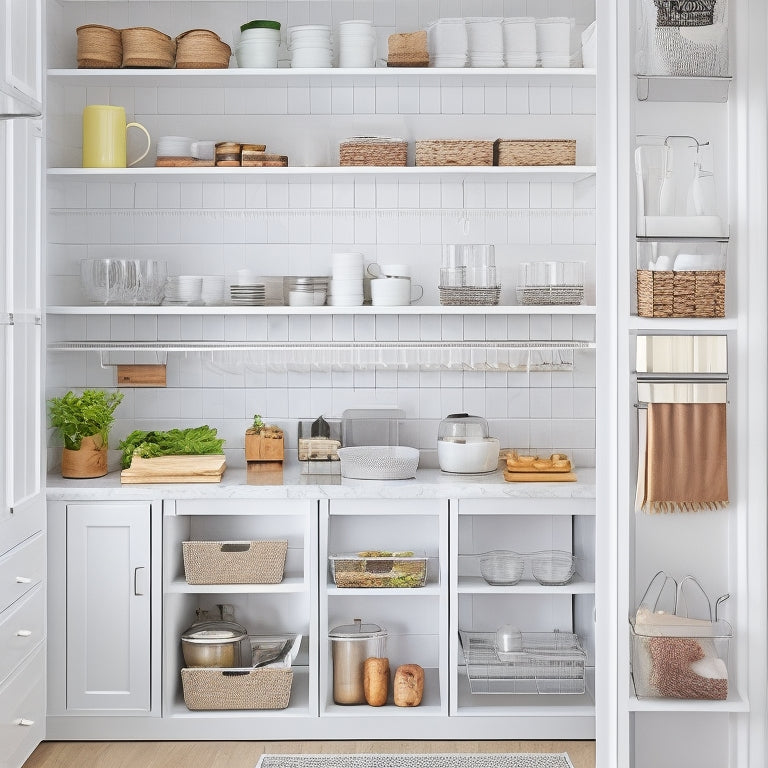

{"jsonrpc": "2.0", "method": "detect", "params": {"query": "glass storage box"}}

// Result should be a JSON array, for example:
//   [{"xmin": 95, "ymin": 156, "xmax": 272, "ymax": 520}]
[
  {"xmin": 459, "ymin": 630, "xmax": 586, "ymax": 694},
  {"xmin": 329, "ymin": 551, "xmax": 428, "ymax": 588}
]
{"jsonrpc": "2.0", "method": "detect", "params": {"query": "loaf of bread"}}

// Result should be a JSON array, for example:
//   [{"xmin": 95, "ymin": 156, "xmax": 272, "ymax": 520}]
[
  {"xmin": 364, "ymin": 657, "xmax": 390, "ymax": 706},
  {"xmin": 393, "ymin": 663, "xmax": 424, "ymax": 707}
]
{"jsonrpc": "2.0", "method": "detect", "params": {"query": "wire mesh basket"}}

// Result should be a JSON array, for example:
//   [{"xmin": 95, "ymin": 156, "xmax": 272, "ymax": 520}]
[
  {"xmin": 459, "ymin": 630, "xmax": 586, "ymax": 694},
  {"xmin": 478, "ymin": 551, "xmax": 525, "ymax": 585}
]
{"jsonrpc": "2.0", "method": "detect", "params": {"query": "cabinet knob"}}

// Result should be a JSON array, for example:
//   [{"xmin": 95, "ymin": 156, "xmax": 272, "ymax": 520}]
[
  {"xmin": 16, "ymin": 629, "xmax": 33, "ymax": 637},
  {"xmin": 15, "ymin": 576, "xmax": 33, "ymax": 584},
  {"xmin": 16, "ymin": 718, "xmax": 35, "ymax": 727}
]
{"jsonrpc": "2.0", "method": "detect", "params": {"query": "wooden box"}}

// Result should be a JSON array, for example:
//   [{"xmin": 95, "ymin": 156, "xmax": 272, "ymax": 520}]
[{"xmin": 245, "ymin": 430, "xmax": 284, "ymax": 462}]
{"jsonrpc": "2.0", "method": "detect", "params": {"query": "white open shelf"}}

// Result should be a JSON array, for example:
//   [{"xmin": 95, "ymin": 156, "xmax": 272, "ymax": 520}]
[
  {"xmin": 628, "ymin": 316, "xmax": 738, "ymax": 331},
  {"xmin": 326, "ymin": 584, "xmax": 442, "ymax": 597},
  {"xmin": 166, "ymin": 575, "xmax": 306, "ymax": 594},
  {"xmin": 457, "ymin": 575, "xmax": 595, "ymax": 595}
]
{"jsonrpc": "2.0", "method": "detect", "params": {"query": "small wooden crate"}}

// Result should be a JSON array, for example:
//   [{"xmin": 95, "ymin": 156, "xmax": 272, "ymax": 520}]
[
  {"xmin": 182, "ymin": 540, "xmax": 288, "ymax": 584},
  {"xmin": 415, "ymin": 140, "xmax": 494, "ymax": 167},
  {"xmin": 245, "ymin": 430, "xmax": 284, "ymax": 462},
  {"xmin": 494, "ymin": 139, "xmax": 576, "ymax": 166},
  {"xmin": 636, "ymin": 269, "xmax": 725, "ymax": 318},
  {"xmin": 181, "ymin": 667, "xmax": 293, "ymax": 710}
]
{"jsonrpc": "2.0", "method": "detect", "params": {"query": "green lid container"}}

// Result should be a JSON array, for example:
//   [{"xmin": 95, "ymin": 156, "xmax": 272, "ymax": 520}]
[{"xmin": 241, "ymin": 19, "xmax": 281, "ymax": 32}]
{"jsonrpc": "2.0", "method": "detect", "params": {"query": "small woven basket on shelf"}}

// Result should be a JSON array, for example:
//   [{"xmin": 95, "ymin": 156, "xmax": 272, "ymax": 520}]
[
  {"xmin": 182, "ymin": 540, "xmax": 288, "ymax": 584},
  {"xmin": 121, "ymin": 27, "xmax": 176, "ymax": 68},
  {"xmin": 181, "ymin": 667, "xmax": 293, "ymax": 710},
  {"xmin": 494, "ymin": 139, "xmax": 576, "ymax": 166},
  {"xmin": 339, "ymin": 137, "xmax": 408, "ymax": 167},
  {"xmin": 415, "ymin": 140, "xmax": 494, "ymax": 167},
  {"xmin": 516, "ymin": 285, "xmax": 584, "ymax": 306},
  {"xmin": 76, "ymin": 24, "xmax": 123, "ymax": 68},
  {"xmin": 387, "ymin": 31, "xmax": 429, "ymax": 67},
  {"xmin": 439, "ymin": 286, "xmax": 502, "ymax": 306},
  {"xmin": 175, "ymin": 29, "xmax": 232, "ymax": 69},
  {"xmin": 636, "ymin": 269, "xmax": 725, "ymax": 318}
]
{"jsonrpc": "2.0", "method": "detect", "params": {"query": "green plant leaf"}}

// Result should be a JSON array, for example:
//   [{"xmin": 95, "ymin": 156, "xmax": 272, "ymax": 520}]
[{"xmin": 48, "ymin": 389, "xmax": 124, "ymax": 450}]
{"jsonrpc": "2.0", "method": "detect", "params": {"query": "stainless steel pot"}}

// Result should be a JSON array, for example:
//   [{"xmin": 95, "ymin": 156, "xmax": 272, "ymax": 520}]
[
  {"xmin": 329, "ymin": 618, "xmax": 387, "ymax": 704},
  {"xmin": 181, "ymin": 620, "xmax": 250, "ymax": 668}
]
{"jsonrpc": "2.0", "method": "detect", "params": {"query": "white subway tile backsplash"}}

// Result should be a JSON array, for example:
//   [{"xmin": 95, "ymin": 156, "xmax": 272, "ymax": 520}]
[
  {"xmin": 353, "ymin": 86, "xmax": 376, "ymax": 114},
  {"xmin": 288, "ymin": 86, "xmax": 311, "ymax": 115}
]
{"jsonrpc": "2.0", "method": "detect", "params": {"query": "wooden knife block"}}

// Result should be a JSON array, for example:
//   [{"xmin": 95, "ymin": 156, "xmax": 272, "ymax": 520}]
[{"xmin": 245, "ymin": 431, "xmax": 284, "ymax": 462}]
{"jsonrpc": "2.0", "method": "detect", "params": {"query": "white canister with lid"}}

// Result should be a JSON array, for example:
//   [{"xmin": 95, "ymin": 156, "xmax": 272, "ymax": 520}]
[
  {"xmin": 329, "ymin": 618, "xmax": 387, "ymax": 704},
  {"xmin": 437, "ymin": 413, "xmax": 501, "ymax": 473}
]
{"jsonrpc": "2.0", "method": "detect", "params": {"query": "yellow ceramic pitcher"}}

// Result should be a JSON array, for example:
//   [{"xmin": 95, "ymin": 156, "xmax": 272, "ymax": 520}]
[{"xmin": 82, "ymin": 105, "xmax": 151, "ymax": 168}]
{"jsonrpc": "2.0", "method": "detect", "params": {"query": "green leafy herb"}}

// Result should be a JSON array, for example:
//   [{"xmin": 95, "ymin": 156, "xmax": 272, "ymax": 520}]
[
  {"xmin": 48, "ymin": 389, "xmax": 124, "ymax": 450},
  {"xmin": 119, "ymin": 426, "xmax": 225, "ymax": 469},
  {"xmin": 252, "ymin": 413, "xmax": 265, "ymax": 431}
]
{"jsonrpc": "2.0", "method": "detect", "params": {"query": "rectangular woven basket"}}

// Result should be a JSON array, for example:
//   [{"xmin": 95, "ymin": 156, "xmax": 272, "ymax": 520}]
[
  {"xmin": 494, "ymin": 139, "xmax": 576, "ymax": 166},
  {"xmin": 181, "ymin": 666, "xmax": 293, "ymax": 710},
  {"xmin": 339, "ymin": 138, "xmax": 408, "ymax": 167},
  {"xmin": 182, "ymin": 539, "xmax": 288, "ymax": 584},
  {"xmin": 415, "ymin": 140, "xmax": 494, "ymax": 167},
  {"xmin": 636, "ymin": 269, "xmax": 725, "ymax": 318}
]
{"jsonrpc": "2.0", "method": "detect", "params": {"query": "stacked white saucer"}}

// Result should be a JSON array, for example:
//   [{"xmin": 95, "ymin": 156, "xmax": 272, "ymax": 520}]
[
  {"xmin": 229, "ymin": 283, "xmax": 266, "ymax": 305},
  {"xmin": 164, "ymin": 275, "xmax": 203, "ymax": 305},
  {"xmin": 327, "ymin": 252, "xmax": 364, "ymax": 306}
]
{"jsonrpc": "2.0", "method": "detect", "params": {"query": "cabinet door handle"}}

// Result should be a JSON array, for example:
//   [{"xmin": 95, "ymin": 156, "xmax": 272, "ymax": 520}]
[
  {"xmin": 16, "ymin": 629, "xmax": 33, "ymax": 637},
  {"xmin": 134, "ymin": 566, "xmax": 147, "ymax": 596},
  {"xmin": 16, "ymin": 718, "xmax": 35, "ymax": 726},
  {"xmin": 15, "ymin": 576, "xmax": 33, "ymax": 584}
]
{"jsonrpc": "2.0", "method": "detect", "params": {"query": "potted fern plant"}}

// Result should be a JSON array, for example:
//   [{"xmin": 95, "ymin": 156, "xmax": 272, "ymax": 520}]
[{"xmin": 48, "ymin": 389, "xmax": 124, "ymax": 478}]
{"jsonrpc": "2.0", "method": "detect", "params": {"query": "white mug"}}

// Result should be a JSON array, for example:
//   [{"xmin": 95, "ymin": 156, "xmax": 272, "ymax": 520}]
[{"xmin": 370, "ymin": 277, "xmax": 423, "ymax": 306}]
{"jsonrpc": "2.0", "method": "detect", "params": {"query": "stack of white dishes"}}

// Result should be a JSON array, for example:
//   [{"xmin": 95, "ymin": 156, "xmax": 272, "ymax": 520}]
[
  {"xmin": 235, "ymin": 19, "xmax": 281, "ymax": 68},
  {"xmin": 427, "ymin": 18, "xmax": 467, "ymax": 67},
  {"xmin": 536, "ymin": 17, "xmax": 575, "ymax": 68},
  {"xmin": 502, "ymin": 17, "xmax": 537, "ymax": 67},
  {"xmin": 283, "ymin": 276, "xmax": 329, "ymax": 306},
  {"xmin": 289, "ymin": 25, "xmax": 333, "ymax": 68},
  {"xmin": 253, "ymin": 275, "xmax": 284, "ymax": 305},
  {"xmin": 338, "ymin": 20, "xmax": 376, "ymax": 68},
  {"xmin": 164, "ymin": 275, "xmax": 203, "ymax": 305},
  {"xmin": 157, "ymin": 136, "xmax": 196, "ymax": 158},
  {"xmin": 200, "ymin": 276, "xmax": 226, "ymax": 305},
  {"xmin": 466, "ymin": 18, "xmax": 504, "ymax": 67},
  {"xmin": 328, "ymin": 252, "xmax": 364, "ymax": 306},
  {"xmin": 229, "ymin": 283, "xmax": 266, "ymax": 305}
]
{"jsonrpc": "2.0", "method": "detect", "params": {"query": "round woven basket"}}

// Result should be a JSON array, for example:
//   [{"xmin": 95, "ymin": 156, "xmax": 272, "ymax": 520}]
[
  {"xmin": 76, "ymin": 24, "xmax": 123, "ymax": 69},
  {"xmin": 176, "ymin": 29, "xmax": 232, "ymax": 69},
  {"xmin": 122, "ymin": 27, "xmax": 176, "ymax": 68}
]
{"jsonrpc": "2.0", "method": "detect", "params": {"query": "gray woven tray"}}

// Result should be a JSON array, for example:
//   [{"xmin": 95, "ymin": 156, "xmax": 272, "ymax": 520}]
[
  {"xmin": 256, "ymin": 755, "xmax": 574, "ymax": 768},
  {"xmin": 439, "ymin": 286, "xmax": 501, "ymax": 306}
]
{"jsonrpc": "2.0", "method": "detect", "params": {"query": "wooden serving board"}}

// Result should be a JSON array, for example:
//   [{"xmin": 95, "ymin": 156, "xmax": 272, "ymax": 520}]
[
  {"xmin": 155, "ymin": 157, "xmax": 215, "ymax": 167},
  {"xmin": 121, "ymin": 454, "xmax": 226, "ymax": 484},
  {"xmin": 503, "ymin": 470, "xmax": 577, "ymax": 483}
]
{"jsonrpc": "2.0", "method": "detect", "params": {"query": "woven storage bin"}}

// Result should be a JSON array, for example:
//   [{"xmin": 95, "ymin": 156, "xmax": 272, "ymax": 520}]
[
  {"xmin": 387, "ymin": 31, "xmax": 429, "ymax": 67},
  {"xmin": 494, "ymin": 139, "xmax": 576, "ymax": 167},
  {"xmin": 176, "ymin": 29, "xmax": 232, "ymax": 69},
  {"xmin": 339, "ymin": 138, "xmax": 408, "ymax": 167},
  {"xmin": 415, "ymin": 140, "xmax": 494, "ymax": 167},
  {"xmin": 122, "ymin": 27, "xmax": 176, "ymax": 68},
  {"xmin": 76, "ymin": 25, "xmax": 123, "ymax": 68},
  {"xmin": 182, "ymin": 540, "xmax": 288, "ymax": 584},
  {"xmin": 439, "ymin": 286, "xmax": 501, "ymax": 306},
  {"xmin": 636, "ymin": 269, "xmax": 725, "ymax": 318},
  {"xmin": 181, "ymin": 666, "xmax": 293, "ymax": 710}
]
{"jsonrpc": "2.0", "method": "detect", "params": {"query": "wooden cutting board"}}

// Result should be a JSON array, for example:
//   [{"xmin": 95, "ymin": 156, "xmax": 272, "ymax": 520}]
[
  {"xmin": 503, "ymin": 470, "xmax": 577, "ymax": 483},
  {"xmin": 121, "ymin": 454, "xmax": 227, "ymax": 484}
]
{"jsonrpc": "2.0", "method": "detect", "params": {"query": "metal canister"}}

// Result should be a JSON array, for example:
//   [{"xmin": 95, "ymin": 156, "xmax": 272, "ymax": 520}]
[{"xmin": 328, "ymin": 618, "xmax": 387, "ymax": 704}]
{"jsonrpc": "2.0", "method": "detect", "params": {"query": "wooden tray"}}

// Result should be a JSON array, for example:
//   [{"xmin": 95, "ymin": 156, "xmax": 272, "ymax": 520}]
[
  {"xmin": 503, "ymin": 470, "xmax": 577, "ymax": 483},
  {"xmin": 504, "ymin": 452, "xmax": 572, "ymax": 473},
  {"xmin": 121, "ymin": 454, "xmax": 226, "ymax": 484}
]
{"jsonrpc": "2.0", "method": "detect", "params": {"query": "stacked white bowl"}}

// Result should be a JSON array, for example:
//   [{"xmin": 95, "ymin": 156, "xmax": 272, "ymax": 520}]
[
  {"xmin": 200, "ymin": 275, "xmax": 226, "ymax": 305},
  {"xmin": 502, "ymin": 17, "xmax": 537, "ymax": 67},
  {"xmin": 535, "ymin": 17, "xmax": 575, "ymax": 68},
  {"xmin": 427, "ymin": 18, "xmax": 467, "ymax": 67},
  {"xmin": 235, "ymin": 19, "xmax": 281, "ymax": 68},
  {"xmin": 328, "ymin": 252, "xmax": 364, "ymax": 306},
  {"xmin": 289, "ymin": 25, "xmax": 333, "ymax": 68},
  {"xmin": 338, "ymin": 20, "xmax": 376, "ymax": 68},
  {"xmin": 466, "ymin": 18, "xmax": 504, "ymax": 67}
]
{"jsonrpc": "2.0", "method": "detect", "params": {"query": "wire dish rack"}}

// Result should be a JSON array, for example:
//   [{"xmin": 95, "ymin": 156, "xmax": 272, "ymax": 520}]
[{"xmin": 459, "ymin": 630, "xmax": 587, "ymax": 695}]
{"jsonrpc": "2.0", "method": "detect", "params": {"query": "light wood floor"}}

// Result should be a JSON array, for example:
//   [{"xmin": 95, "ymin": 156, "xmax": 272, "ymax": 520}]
[{"xmin": 24, "ymin": 741, "xmax": 595, "ymax": 768}]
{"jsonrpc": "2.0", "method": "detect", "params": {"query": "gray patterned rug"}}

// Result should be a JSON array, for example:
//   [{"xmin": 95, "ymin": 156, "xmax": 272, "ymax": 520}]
[{"xmin": 256, "ymin": 754, "xmax": 574, "ymax": 768}]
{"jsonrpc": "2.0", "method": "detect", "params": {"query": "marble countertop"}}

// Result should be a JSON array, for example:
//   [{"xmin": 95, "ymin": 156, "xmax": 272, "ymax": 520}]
[{"xmin": 46, "ymin": 460, "xmax": 596, "ymax": 501}]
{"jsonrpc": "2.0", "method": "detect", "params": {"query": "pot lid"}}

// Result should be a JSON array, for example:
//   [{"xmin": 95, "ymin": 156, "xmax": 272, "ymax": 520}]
[
  {"xmin": 181, "ymin": 620, "xmax": 248, "ymax": 643},
  {"xmin": 438, "ymin": 413, "xmax": 489, "ymax": 442},
  {"xmin": 329, "ymin": 617, "xmax": 386, "ymax": 639}
]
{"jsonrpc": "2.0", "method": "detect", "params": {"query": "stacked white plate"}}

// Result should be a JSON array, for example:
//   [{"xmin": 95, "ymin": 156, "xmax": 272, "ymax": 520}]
[
  {"xmin": 164, "ymin": 275, "xmax": 203, "ymax": 305},
  {"xmin": 328, "ymin": 252, "xmax": 364, "ymax": 306},
  {"xmin": 338, "ymin": 19, "xmax": 375, "ymax": 68},
  {"xmin": 427, "ymin": 18, "xmax": 467, "ymax": 68},
  {"xmin": 229, "ymin": 283, "xmax": 266, "ymax": 305},
  {"xmin": 201, "ymin": 276, "xmax": 226, "ymax": 305},
  {"xmin": 289, "ymin": 24, "xmax": 333, "ymax": 68},
  {"xmin": 502, "ymin": 17, "xmax": 537, "ymax": 67},
  {"xmin": 466, "ymin": 17, "xmax": 504, "ymax": 68}
]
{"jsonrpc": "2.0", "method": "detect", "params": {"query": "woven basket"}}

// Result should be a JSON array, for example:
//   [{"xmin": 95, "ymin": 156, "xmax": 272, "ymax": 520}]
[
  {"xmin": 182, "ymin": 540, "xmax": 288, "ymax": 584},
  {"xmin": 387, "ymin": 31, "xmax": 429, "ymax": 67},
  {"xmin": 339, "ymin": 138, "xmax": 408, "ymax": 167},
  {"xmin": 76, "ymin": 24, "xmax": 123, "ymax": 69},
  {"xmin": 636, "ymin": 269, "xmax": 725, "ymax": 318},
  {"xmin": 516, "ymin": 286, "xmax": 584, "ymax": 306},
  {"xmin": 494, "ymin": 139, "xmax": 576, "ymax": 167},
  {"xmin": 176, "ymin": 29, "xmax": 232, "ymax": 69},
  {"xmin": 415, "ymin": 140, "xmax": 494, "ymax": 167},
  {"xmin": 439, "ymin": 286, "xmax": 502, "ymax": 306},
  {"xmin": 122, "ymin": 27, "xmax": 176, "ymax": 68},
  {"xmin": 181, "ymin": 666, "xmax": 293, "ymax": 710}
]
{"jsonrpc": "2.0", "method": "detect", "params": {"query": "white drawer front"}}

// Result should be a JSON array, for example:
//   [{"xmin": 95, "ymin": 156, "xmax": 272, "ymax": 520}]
[
  {"xmin": 0, "ymin": 534, "xmax": 45, "ymax": 615},
  {"xmin": 0, "ymin": 645, "xmax": 45, "ymax": 768},
  {"xmin": 0, "ymin": 499, "xmax": 43, "ymax": 559},
  {"xmin": 0, "ymin": 585, "xmax": 44, "ymax": 687}
]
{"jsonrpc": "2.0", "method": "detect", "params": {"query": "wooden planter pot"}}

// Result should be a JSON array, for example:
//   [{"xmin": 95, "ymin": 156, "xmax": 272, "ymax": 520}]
[
  {"xmin": 245, "ymin": 430, "xmax": 284, "ymax": 463},
  {"xmin": 61, "ymin": 434, "xmax": 108, "ymax": 478}
]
